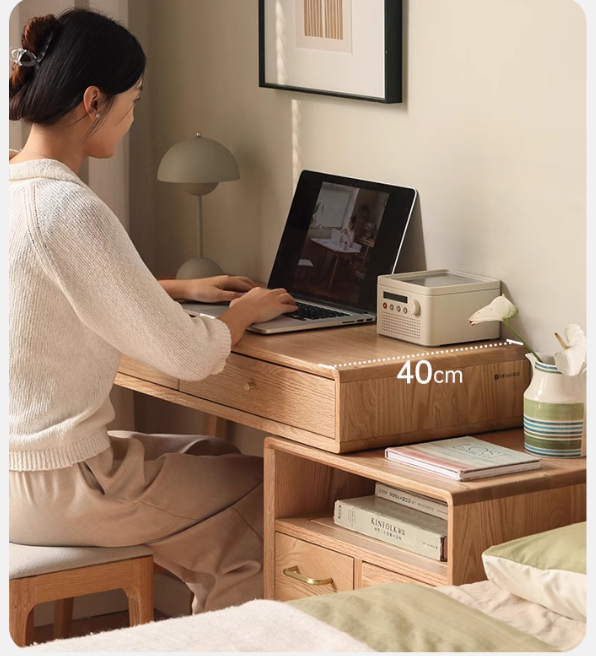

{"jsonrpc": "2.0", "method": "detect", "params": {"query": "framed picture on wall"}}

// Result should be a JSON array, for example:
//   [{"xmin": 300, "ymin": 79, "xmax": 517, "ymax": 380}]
[{"xmin": 258, "ymin": 0, "xmax": 402, "ymax": 103}]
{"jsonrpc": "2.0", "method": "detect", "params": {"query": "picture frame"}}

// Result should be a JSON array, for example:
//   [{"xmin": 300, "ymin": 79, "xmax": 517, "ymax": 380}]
[{"xmin": 258, "ymin": 0, "xmax": 402, "ymax": 104}]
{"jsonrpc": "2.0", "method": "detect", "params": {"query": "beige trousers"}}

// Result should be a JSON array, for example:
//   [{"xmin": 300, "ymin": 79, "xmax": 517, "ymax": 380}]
[{"xmin": 9, "ymin": 431, "xmax": 264, "ymax": 613}]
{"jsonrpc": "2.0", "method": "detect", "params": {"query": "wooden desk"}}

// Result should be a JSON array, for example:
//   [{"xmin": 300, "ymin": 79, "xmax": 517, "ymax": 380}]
[
  {"xmin": 115, "ymin": 325, "xmax": 530, "ymax": 454},
  {"xmin": 114, "ymin": 327, "xmax": 586, "ymax": 601}
]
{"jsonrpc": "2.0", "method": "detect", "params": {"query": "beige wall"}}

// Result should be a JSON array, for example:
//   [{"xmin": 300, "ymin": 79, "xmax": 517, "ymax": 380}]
[
  {"xmin": 130, "ymin": 0, "xmax": 586, "ymax": 354},
  {"xmin": 127, "ymin": 0, "xmax": 587, "ymax": 452}
]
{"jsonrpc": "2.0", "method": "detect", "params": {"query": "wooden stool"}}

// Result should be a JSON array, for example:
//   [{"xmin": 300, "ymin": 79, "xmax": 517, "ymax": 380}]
[{"xmin": 9, "ymin": 543, "xmax": 154, "ymax": 647}]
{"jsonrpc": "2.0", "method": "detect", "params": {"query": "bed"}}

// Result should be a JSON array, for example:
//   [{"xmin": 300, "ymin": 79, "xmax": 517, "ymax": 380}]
[{"xmin": 26, "ymin": 522, "xmax": 586, "ymax": 652}]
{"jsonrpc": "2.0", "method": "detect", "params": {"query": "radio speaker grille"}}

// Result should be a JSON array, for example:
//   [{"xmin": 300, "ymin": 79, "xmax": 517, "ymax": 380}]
[{"xmin": 380, "ymin": 313, "xmax": 421, "ymax": 340}]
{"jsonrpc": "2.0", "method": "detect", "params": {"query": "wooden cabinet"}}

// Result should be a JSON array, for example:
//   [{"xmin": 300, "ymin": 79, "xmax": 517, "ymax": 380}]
[
  {"xmin": 274, "ymin": 534, "xmax": 427, "ymax": 601},
  {"xmin": 264, "ymin": 429, "xmax": 586, "ymax": 601},
  {"xmin": 275, "ymin": 533, "xmax": 353, "ymax": 601},
  {"xmin": 359, "ymin": 562, "xmax": 425, "ymax": 587}
]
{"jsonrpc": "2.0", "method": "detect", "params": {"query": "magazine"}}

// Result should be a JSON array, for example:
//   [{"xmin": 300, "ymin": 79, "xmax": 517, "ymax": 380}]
[{"xmin": 385, "ymin": 436, "xmax": 541, "ymax": 481}]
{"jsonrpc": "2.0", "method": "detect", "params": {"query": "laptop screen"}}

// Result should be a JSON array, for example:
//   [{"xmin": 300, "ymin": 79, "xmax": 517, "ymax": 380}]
[{"xmin": 268, "ymin": 170, "xmax": 417, "ymax": 313}]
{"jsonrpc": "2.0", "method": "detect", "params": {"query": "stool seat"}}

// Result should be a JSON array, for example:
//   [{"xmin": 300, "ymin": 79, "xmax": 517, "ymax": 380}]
[
  {"xmin": 9, "ymin": 544, "xmax": 153, "ymax": 580},
  {"xmin": 9, "ymin": 543, "xmax": 154, "ymax": 647}
]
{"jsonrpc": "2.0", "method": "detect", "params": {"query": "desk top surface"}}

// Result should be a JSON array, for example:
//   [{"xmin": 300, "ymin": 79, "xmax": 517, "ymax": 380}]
[{"xmin": 234, "ymin": 324, "xmax": 527, "ymax": 381}]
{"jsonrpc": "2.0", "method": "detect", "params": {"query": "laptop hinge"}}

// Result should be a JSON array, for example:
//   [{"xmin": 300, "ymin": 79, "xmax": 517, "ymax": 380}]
[{"xmin": 294, "ymin": 294, "xmax": 371, "ymax": 315}]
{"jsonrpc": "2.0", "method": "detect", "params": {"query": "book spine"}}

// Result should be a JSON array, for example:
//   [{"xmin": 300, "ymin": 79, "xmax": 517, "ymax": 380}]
[
  {"xmin": 384, "ymin": 449, "xmax": 461, "ymax": 479},
  {"xmin": 333, "ymin": 500, "xmax": 446, "ymax": 561},
  {"xmin": 374, "ymin": 482, "xmax": 448, "ymax": 520},
  {"xmin": 385, "ymin": 446, "xmax": 463, "ymax": 473}
]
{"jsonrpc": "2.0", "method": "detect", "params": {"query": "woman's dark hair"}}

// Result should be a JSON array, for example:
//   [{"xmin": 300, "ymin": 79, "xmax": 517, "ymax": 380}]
[{"xmin": 9, "ymin": 8, "xmax": 146, "ymax": 130}]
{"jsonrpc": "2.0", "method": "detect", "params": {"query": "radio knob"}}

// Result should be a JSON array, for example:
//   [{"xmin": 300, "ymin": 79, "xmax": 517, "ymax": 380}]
[{"xmin": 411, "ymin": 299, "xmax": 421, "ymax": 316}]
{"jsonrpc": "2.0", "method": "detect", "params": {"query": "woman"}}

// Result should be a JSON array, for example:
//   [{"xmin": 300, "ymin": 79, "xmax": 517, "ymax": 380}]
[{"xmin": 9, "ymin": 8, "xmax": 296, "ymax": 613}]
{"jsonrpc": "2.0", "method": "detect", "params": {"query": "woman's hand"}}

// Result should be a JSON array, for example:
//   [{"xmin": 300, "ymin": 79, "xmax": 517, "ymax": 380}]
[
  {"xmin": 160, "ymin": 275, "xmax": 263, "ymax": 303},
  {"xmin": 184, "ymin": 275, "xmax": 264, "ymax": 303},
  {"xmin": 229, "ymin": 287, "xmax": 297, "ymax": 324},
  {"xmin": 219, "ymin": 287, "xmax": 297, "ymax": 345},
  {"xmin": 159, "ymin": 276, "xmax": 297, "ymax": 346}
]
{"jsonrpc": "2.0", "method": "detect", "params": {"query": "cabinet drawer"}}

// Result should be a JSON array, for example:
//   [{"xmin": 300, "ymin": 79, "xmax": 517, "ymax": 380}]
[
  {"xmin": 359, "ymin": 562, "xmax": 428, "ymax": 588},
  {"xmin": 180, "ymin": 354, "xmax": 336, "ymax": 437},
  {"xmin": 119, "ymin": 355, "xmax": 178, "ymax": 390},
  {"xmin": 275, "ymin": 533, "xmax": 353, "ymax": 601}
]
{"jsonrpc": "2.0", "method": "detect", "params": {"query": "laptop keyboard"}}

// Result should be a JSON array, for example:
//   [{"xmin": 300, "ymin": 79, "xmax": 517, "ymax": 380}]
[{"xmin": 286, "ymin": 301, "xmax": 350, "ymax": 321}]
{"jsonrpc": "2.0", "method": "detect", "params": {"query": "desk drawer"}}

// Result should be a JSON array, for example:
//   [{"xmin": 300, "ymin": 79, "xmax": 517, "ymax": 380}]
[
  {"xmin": 180, "ymin": 354, "xmax": 336, "ymax": 437},
  {"xmin": 275, "ymin": 533, "xmax": 353, "ymax": 601}
]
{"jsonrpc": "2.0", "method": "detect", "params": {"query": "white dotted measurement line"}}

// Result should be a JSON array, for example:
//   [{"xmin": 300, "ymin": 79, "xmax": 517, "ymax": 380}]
[{"xmin": 317, "ymin": 340, "xmax": 516, "ymax": 370}]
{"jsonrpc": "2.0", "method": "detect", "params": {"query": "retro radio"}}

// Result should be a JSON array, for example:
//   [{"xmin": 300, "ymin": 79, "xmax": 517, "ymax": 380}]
[{"xmin": 377, "ymin": 269, "xmax": 501, "ymax": 346}]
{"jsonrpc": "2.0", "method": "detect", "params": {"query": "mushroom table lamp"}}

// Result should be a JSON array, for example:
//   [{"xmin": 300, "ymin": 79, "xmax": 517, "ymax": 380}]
[{"xmin": 157, "ymin": 133, "xmax": 240, "ymax": 279}]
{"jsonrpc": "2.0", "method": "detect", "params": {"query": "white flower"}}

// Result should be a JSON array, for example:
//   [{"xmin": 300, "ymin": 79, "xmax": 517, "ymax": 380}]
[
  {"xmin": 469, "ymin": 295, "xmax": 519, "ymax": 325},
  {"xmin": 554, "ymin": 324, "xmax": 586, "ymax": 376},
  {"xmin": 469, "ymin": 294, "xmax": 540, "ymax": 362},
  {"xmin": 469, "ymin": 296, "xmax": 585, "ymax": 372}
]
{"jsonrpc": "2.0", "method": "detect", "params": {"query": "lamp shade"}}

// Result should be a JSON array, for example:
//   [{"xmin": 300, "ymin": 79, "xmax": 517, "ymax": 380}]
[{"xmin": 157, "ymin": 134, "xmax": 240, "ymax": 195}]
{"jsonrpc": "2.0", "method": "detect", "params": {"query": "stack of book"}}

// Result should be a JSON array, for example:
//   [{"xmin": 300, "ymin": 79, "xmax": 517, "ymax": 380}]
[{"xmin": 333, "ymin": 483, "xmax": 448, "ymax": 561}]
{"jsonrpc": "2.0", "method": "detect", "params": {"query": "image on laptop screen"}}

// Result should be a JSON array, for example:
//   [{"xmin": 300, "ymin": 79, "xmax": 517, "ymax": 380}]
[
  {"xmin": 268, "ymin": 171, "xmax": 418, "ymax": 313},
  {"xmin": 291, "ymin": 181, "xmax": 389, "ymax": 306}
]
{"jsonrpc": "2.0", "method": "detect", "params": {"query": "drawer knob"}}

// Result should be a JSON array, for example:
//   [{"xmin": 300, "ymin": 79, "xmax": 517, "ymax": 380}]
[
  {"xmin": 243, "ymin": 382, "xmax": 257, "ymax": 392},
  {"xmin": 282, "ymin": 566, "xmax": 333, "ymax": 586}
]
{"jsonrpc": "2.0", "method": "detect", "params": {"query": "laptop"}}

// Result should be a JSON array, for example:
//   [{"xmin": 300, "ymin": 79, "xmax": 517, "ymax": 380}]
[{"xmin": 181, "ymin": 170, "xmax": 418, "ymax": 334}]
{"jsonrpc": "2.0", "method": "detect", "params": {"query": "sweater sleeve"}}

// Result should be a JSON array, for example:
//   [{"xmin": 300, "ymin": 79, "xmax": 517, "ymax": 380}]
[{"xmin": 28, "ymin": 181, "xmax": 231, "ymax": 381}]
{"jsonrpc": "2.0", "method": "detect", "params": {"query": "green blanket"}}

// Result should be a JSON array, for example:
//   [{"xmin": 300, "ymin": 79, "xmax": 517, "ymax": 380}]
[{"xmin": 289, "ymin": 583, "xmax": 558, "ymax": 652}]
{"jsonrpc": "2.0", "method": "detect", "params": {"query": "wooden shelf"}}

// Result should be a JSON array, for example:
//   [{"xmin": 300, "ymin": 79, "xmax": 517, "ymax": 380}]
[
  {"xmin": 264, "ymin": 430, "xmax": 586, "ymax": 599},
  {"xmin": 271, "ymin": 430, "xmax": 588, "ymax": 507}
]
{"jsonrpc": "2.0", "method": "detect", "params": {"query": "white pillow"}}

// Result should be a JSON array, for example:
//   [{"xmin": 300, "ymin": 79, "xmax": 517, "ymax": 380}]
[{"xmin": 482, "ymin": 522, "xmax": 586, "ymax": 621}]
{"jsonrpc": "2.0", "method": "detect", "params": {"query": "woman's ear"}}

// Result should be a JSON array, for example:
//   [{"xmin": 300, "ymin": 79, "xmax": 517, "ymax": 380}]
[{"xmin": 82, "ymin": 86, "xmax": 104, "ymax": 118}]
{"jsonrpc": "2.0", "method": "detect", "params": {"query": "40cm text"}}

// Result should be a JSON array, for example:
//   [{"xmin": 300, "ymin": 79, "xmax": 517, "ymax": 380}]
[{"xmin": 397, "ymin": 360, "xmax": 463, "ymax": 384}]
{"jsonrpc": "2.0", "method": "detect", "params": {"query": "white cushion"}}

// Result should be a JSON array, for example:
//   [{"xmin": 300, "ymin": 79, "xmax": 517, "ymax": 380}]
[
  {"xmin": 9, "ymin": 543, "xmax": 153, "ymax": 580},
  {"xmin": 482, "ymin": 522, "xmax": 586, "ymax": 621}
]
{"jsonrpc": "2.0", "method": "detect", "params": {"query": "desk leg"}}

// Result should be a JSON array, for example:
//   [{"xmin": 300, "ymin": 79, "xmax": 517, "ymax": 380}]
[{"xmin": 203, "ymin": 414, "xmax": 228, "ymax": 439}]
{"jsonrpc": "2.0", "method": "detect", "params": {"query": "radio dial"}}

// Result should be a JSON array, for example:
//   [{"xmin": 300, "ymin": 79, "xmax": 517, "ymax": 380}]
[{"xmin": 410, "ymin": 299, "xmax": 421, "ymax": 316}]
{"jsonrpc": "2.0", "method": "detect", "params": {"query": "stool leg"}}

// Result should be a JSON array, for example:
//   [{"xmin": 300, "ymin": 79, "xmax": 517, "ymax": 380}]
[
  {"xmin": 53, "ymin": 598, "xmax": 74, "ymax": 640},
  {"xmin": 124, "ymin": 556, "xmax": 154, "ymax": 626},
  {"xmin": 9, "ymin": 579, "xmax": 36, "ymax": 647},
  {"xmin": 26, "ymin": 608, "xmax": 35, "ymax": 645}
]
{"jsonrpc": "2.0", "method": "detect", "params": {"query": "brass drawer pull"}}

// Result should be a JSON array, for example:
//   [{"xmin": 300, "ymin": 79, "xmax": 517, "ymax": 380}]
[
  {"xmin": 282, "ymin": 566, "xmax": 333, "ymax": 586},
  {"xmin": 243, "ymin": 382, "xmax": 257, "ymax": 392}
]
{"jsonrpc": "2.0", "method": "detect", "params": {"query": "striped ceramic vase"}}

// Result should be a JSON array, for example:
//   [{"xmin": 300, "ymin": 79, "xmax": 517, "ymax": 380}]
[{"xmin": 523, "ymin": 354, "xmax": 586, "ymax": 458}]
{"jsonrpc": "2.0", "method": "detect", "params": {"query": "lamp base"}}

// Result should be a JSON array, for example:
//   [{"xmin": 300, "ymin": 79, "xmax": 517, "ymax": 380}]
[{"xmin": 176, "ymin": 257, "xmax": 224, "ymax": 280}]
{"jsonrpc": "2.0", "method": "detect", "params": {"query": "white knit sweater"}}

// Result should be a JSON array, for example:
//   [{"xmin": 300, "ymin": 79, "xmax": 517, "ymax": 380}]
[{"xmin": 9, "ymin": 156, "xmax": 231, "ymax": 471}]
